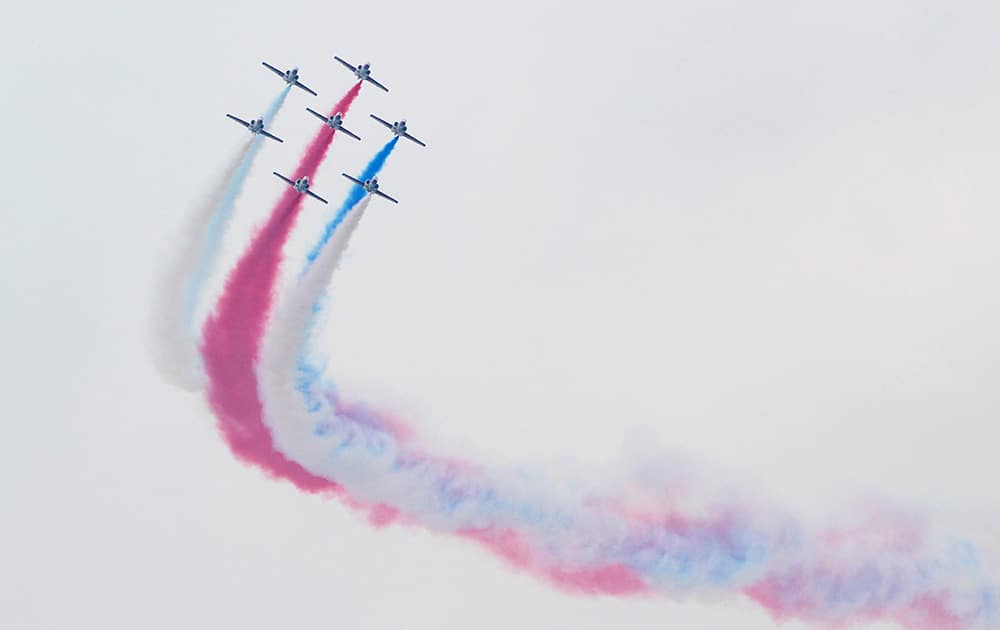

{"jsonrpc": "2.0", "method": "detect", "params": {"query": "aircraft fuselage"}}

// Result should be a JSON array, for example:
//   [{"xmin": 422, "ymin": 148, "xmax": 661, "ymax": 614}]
[{"xmin": 325, "ymin": 113, "xmax": 344, "ymax": 129}]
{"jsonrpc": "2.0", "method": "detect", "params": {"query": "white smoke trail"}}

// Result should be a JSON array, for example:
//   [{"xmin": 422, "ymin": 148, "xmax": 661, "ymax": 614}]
[
  {"xmin": 258, "ymin": 197, "xmax": 623, "ymax": 536},
  {"xmin": 151, "ymin": 140, "xmax": 252, "ymax": 390},
  {"xmin": 258, "ymin": 196, "xmax": 370, "ymax": 452}
]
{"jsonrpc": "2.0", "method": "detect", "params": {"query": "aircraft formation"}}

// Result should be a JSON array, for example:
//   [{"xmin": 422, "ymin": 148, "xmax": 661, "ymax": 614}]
[{"xmin": 226, "ymin": 56, "xmax": 425, "ymax": 205}]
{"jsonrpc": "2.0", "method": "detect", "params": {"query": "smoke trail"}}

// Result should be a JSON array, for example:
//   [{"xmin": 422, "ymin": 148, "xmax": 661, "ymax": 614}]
[
  {"xmin": 258, "ymin": 229, "xmax": 999, "ymax": 627},
  {"xmin": 151, "ymin": 87, "xmax": 291, "ymax": 390},
  {"xmin": 259, "ymin": 196, "xmax": 370, "ymax": 457},
  {"xmin": 291, "ymin": 137, "xmax": 401, "ymax": 402},
  {"xmin": 186, "ymin": 86, "xmax": 292, "ymax": 327},
  {"xmin": 152, "ymin": 140, "xmax": 250, "ymax": 390},
  {"xmin": 305, "ymin": 136, "xmax": 398, "ymax": 266},
  {"xmin": 199, "ymin": 82, "xmax": 362, "ymax": 492}
]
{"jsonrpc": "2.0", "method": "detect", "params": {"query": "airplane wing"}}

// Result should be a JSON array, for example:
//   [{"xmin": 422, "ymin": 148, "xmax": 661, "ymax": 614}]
[
  {"xmin": 334, "ymin": 56, "xmax": 357, "ymax": 72},
  {"xmin": 338, "ymin": 126, "xmax": 362, "ymax": 141},
  {"xmin": 341, "ymin": 173, "xmax": 365, "ymax": 186},
  {"xmin": 273, "ymin": 172, "xmax": 295, "ymax": 186},
  {"xmin": 374, "ymin": 190, "xmax": 399, "ymax": 204},
  {"xmin": 305, "ymin": 107, "xmax": 329, "ymax": 123},
  {"xmin": 226, "ymin": 114, "xmax": 250, "ymax": 128},
  {"xmin": 365, "ymin": 76, "xmax": 389, "ymax": 92},
  {"xmin": 369, "ymin": 114, "xmax": 394, "ymax": 130},
  {"xmin": 262, "ymin": 62, "xmax": 284, "ymax": 77},
  {"xmin": 402, "ymin": 132, "xmax": 426, "ymax": 147},
  {"xmin": 293, "ymin": 81, "xmax": 318, "ymax": 96},
  {"xmin": 307, "ymin": 190, "xmax": 329, "ymax": 204},
  {"xmin": 260, "ymin": 129, "xmax": 284, "ymax": 143}
]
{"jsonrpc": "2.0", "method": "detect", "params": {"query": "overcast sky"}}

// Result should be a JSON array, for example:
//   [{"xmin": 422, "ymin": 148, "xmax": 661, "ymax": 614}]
[{"xmin": 2, "ymin": 1, "xmax": 999, "ymax": 628}]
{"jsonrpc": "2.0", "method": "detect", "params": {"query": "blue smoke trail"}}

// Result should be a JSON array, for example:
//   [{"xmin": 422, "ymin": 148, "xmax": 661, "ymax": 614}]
[
  {"xmin": 295, "ymin": 138, "xmax": 398, "ymax": 413},
  {"xmin": 182, "ymin": 86, "xmax": 292, "ymax": 333},
  {"xmin": 304, "ymin": 136, "xmax": 399, "ymax": 267}
]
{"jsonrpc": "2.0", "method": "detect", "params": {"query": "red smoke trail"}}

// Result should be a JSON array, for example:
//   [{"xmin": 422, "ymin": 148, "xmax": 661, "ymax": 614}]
[{"xmin": 199, "ymin": 82, "xmax": 362, "ymax": 494}]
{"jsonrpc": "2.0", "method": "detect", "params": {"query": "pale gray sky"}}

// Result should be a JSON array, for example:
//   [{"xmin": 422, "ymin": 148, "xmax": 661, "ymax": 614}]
[{"xmin": 2, "ymin": 1, "xmax": 999, "ymax": 628}]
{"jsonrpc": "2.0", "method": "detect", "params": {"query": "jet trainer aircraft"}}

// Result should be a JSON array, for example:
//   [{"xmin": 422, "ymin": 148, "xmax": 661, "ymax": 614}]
[
  {"xmin": 305, "ymin": 108, "xmax": 361, "ymax": 141},
  {"xmin": 369, "ymin": 114, "xmax": 426, "ymax": 147},
  {"xmin": 273, "ymin": 172, "xmax": 328, "ymax": 204},
  {"xmin": 262, "ymin": 62, "xmax": 317, "ymax": 96},
  {"xmin": 334, "ymin": 56, "xmax": 389, "ymax": 92},
  {"xmin": 341, "ymin": 173, "xmax": 398, "ymax": 204},
  {"xmin": 226, "ymin": 114, "xmax": 283, "ymax": 142}
]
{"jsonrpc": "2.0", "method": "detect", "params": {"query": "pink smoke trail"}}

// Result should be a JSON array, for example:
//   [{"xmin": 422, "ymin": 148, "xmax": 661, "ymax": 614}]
[{"xmin": 199, "ymin": 81, "xmax": 361, "ymax": 493}]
